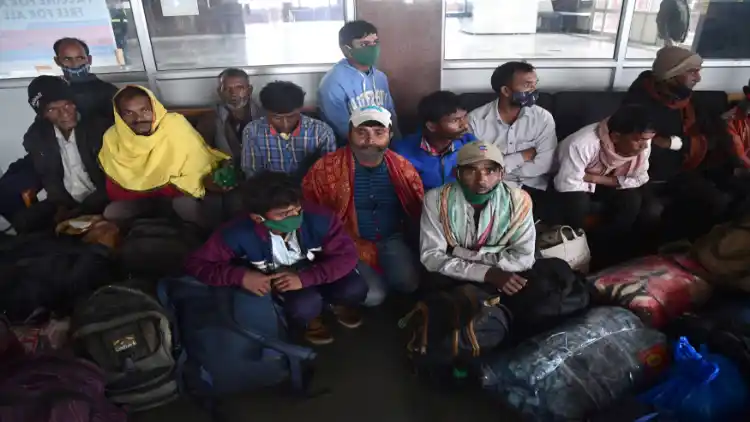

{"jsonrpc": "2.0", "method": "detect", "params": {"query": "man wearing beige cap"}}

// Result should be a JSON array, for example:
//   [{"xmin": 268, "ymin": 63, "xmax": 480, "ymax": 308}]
[
  {"xmin": 623, "ymin": 46, "xmax": 730, "ymax": 241},
  {"xmin": 303, "ymin": 106, "xmax": 424, "ymax": 306},
  {"xmin": 420, "ymin": 140, "xmax": 535, "ymax": 294}
]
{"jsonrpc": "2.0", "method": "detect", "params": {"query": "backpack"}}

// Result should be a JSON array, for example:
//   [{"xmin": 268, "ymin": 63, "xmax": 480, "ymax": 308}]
[
  {"xmin": 70, "ymin": 284, "xmax": 178, "ymax": 412},
  {"xmin": 0, "ymin": 355, "xmax": 127, "ymax": 422},
  {"xmin": 399, "ymin": 284, "xmax": 511, "ymax": 384},
  {"xmin": 0, "ymin": 234, "xmax": 112, "ymax": 322},
  {"xmin": 691, "ymin": 215, "xmax": 750, "ymax": 292},
  {"xmin": 157, "ymin": 276, "xmax": 316, "ymax": 401},
  {"xmin": 503, "ymin": 257, "xmax": 591, "ymax": 337},
  {"xmin": 119, "ymin": 218, "xmax": 203, "ymax": 277}
]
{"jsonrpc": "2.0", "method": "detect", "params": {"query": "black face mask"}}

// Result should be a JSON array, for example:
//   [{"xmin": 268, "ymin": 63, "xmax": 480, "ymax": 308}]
[
  {"xmin": 510, "ymin": 90, "xmax": 539, "ymax": 108},
  {"xmin": 670, "ymin": 83, "xmax": 693, "ymax": 101}
]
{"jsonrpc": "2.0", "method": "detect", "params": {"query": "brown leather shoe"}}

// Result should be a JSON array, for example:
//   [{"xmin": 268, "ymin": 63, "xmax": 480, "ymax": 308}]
[
  {"xmin": 304, "ymin": 317, "xmax": 334, "ymax": 345},
  {"xmin": 332, "ymin": 306, "xmax": 363, "ymax": 329}
]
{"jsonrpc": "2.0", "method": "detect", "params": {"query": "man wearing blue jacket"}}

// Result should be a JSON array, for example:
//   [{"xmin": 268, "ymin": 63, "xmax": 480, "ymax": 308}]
[
  {"xmin": 393, "ymin": 91, "xmax": 476, "ymax": 191},
  {"xmin": 318, "ymin": 20, "xmax": 399, "ymax": 144}
]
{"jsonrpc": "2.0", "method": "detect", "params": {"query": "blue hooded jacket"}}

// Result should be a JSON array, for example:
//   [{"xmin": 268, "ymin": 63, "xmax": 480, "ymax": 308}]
[
  {"xmin": 318, "ymin": 59, "xmax": 397, "ymax": 140},
  {"xmin": 392, "ymin": 131, "xmax": 477, "ymax": 191}
]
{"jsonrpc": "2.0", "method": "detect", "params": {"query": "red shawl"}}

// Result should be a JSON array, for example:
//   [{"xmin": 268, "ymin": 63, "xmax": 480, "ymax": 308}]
[
  {"xmin": 302, "ymin": 147, "xmax": 424, "ymax": 267},
  {"xmin": 644, "ymin": 77, "xmax": 708, "ymax": 171},
  {"xmin": 726, "ymin": 105, "xmax": 750, "ymax": 169}
]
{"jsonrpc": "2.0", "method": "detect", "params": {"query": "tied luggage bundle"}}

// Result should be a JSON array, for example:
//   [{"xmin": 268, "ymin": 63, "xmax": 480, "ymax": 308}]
[
  {"xmin": 589, "ymin": 255, "xmax": 712, "ymax": 328},
  {"xmin": 0, "ymin": 355, "xmax": 127, "ymax": 422},
  {"xmin": 399, "ymin": 284, "xmax": 512, "ymax": 383},
  {"xmin": 119, "ymin": 218, "xmax": 203, "ymax": 277},
  {"xmin": 157, "ymin": 276, "xmax": 316, "ymax": 399},
  {"xmin": 0, "ymin": 233, "xmax": 112, "ymax": 322},
  {"xmin": 691, "ymin": 214, "xmax": 750, "ymax": 292},
  {"xmin": 71, "ymin": 284, "xmax": 179, "ymax": 412},
  {"xmin": 481, "ymin": 307, "xmax": 669, "ymax": 422}
]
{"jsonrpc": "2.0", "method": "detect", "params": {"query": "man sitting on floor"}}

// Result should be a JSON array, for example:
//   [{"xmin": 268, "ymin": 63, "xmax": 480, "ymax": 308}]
[
  {"xmin": 20, "ymin": 76, "xmax": 109, "ymax": 233},
  {"xmin": 303, "ymin": 106, "xmax": 424, "ymax": 306},
  {"xmin": 393, "ymin": 90, "xmax": 476, "ymax": 191},
  {"xmin": 468, "ymin": 61, "xmax": 557, "ymax": 222},
  {"xmin": 554, "ymin": 104, "xmax": 657, "ymax": 251},
  {"xmin": 100, "ymin": 85, "xmax": 229, "ymax": 228},
  {"xmin": 242, "ymin": 81, "xmax": 336, "ymax": 181},
  {"xmin": 622, "ymin": 46, "xmax": 730, "ymax": 241},
  {"xmin": 185, "ymin": 171, "xmax": 367, "ymax": 345},
  {"xmin": 420, "ymin": 140, "xmax": 535, "ymax": 294},
  {"xmin": 196, "ymin": 68, "xmax": 262, "ymax": 166}
]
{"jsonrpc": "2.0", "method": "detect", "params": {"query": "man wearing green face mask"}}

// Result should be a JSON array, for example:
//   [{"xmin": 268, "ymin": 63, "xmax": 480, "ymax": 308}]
[
  {"xmin": 185, "ymin": 171, "xmax": 367, "ymax": 346},
  {"xmin": 318, "ymin": 20, "xmax": 399, "ymax": 144},
  {"xmin": 420, "ymin": 141, "xmax": 536, "ymax": 295}
]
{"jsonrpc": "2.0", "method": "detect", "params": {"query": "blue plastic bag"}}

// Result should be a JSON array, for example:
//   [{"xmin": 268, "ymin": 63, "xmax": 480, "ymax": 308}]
[{"xmin": 640, "ymin": 337, "xmax": 748, "ymax": 422}]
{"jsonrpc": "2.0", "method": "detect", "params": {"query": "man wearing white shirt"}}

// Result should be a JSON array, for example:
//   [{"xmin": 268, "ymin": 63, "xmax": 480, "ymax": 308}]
[
  {"xmin": 468, "ymin": 61, "xmax": 557, "ymax": 222},
  {"xmin": 21, "ymin": 76, "xmax": 108, "ymax": 231},
  {"xmin": 554, "ymin": 104, "xmax": 656, "ymax": 241}
]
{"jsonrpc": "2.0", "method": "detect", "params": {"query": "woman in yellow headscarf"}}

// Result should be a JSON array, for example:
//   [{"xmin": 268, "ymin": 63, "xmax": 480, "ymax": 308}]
[{"xmin": 100, "ymin": 85, "xmax": 229, "ymax": 227}]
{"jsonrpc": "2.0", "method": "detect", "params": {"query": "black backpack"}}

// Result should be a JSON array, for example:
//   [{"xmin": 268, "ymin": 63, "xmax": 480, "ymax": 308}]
[
  {"xmin": 119, "ymin": 218, "xmax": 203, "ymax": 277},
  {"xmin": 71, "ymin": 283, "xmax": 179, "ymax": 412},
  {"xmin": 504, "ymin": 257, "xmax": 591, "ymax": 338},
  {"xmin": 399, "ymin": 284, "xmax": 511, "ymax": 385},
  {"xmin": 0, "ymin": 234, "xmax": 112, "ymax": 322}
]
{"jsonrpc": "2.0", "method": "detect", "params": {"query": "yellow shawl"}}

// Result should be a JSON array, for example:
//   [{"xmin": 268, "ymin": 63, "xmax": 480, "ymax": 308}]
[{"xmin": 99, "ymin": 86, "xmax": 228, "ymax": 198}]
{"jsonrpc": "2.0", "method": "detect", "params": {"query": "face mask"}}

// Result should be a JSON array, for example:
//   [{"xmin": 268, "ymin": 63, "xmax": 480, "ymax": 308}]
[
  {"xmin": 510, "ymin": 90, "xmax": 539, "ymax": 108},
  {"xmin": 670, "ymin": 83, "xmax": 693, "ymax": 101},
  {"xmin": 349, "ymin": 45, "xmax": 380, "ymax": 67},
  {"xmin": 459, "ymin": 183, "xmax": 497, "ymax": 205},
  {"xmin": 62, "ymin": 63, "xmax": 91, "ymax": 82},
  {"xmin": 262, "ymin": 212, "xmax": 303, "ymax": 233}
]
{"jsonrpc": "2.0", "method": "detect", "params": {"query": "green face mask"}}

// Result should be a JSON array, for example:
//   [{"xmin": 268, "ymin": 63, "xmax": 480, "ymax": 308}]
[
  {"xmin": 262, "ymin": 212, "xmax": 303, "ymax": 233},
  {"xmin": 349, "ymin": 45, "xmax": 380, "ymax": 67},
  {"xmin": 459, "ymin": 184, "xmax": 496, "ymax": 205}
]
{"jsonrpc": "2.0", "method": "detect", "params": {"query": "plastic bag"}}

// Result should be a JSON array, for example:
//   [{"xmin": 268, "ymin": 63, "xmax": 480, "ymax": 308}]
[{"xmin": 640, "ymin": 337, "xmax": 749, "ymax": 422}]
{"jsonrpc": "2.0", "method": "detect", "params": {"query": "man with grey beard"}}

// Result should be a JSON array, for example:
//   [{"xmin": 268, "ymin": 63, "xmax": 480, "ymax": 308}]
[
  {"xmin": 302, "ymin": 106, "xmax": 424, "ymax": 307},
  {"xmin": 197, "ymin": 68, "xmax": 262, "ymax": 167}
]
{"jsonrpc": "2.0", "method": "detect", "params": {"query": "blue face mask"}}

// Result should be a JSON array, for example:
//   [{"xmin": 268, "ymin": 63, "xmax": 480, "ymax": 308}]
[
  {"xmin": 511, "ymin": 90, "xmax": 539, "ymax": 108},
  {"xmin": 62, "ymin": 63, "xmax": 92, "ymax": 82}
]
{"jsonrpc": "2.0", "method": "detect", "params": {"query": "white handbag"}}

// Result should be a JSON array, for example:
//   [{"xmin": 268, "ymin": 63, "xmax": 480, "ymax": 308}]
[{"xmin": 538, "ymin": 225, "xmax": 591, "ymax": 274}]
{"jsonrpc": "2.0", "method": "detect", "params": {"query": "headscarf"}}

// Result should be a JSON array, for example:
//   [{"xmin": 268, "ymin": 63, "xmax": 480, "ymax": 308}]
[{"xmin": 99, "ymin": 86, "xmax": 228, "ymax": 198}]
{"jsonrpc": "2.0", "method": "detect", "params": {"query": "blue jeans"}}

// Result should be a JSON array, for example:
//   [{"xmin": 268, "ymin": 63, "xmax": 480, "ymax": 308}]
[{"xmin": 357, "ymin": 234, "xmax": 420, "ymax": 307}]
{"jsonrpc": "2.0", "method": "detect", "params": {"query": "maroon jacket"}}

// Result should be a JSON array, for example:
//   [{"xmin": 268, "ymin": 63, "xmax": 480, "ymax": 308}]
[{"xmin": 184, "ymin": 201, "xmax": 358, "ymax": 287}]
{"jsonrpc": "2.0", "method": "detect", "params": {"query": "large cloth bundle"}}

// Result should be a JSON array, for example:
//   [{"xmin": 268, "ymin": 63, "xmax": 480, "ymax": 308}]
[
  {"xmin": 691, "ymin": 214, "xmax": 750, "ymax": 292},
  {"xmin": 589, "ymin": 255, "xmax": 712, "ymax": 327},
  {"xmin": 481, "ymin": 307, "xmax": 668, "ymax": 421}
]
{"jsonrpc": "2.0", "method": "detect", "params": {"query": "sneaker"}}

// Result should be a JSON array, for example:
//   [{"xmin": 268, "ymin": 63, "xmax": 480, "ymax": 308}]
[
  {"xmin": 304, "ymin": 317, "xmax": 334, "ymax": 346},
  {"xmin": 332, "ymin": 306, "xmax": 363, "ymax": 329}
]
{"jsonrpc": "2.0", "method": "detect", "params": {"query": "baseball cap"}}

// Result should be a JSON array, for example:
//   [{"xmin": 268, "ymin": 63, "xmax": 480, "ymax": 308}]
[
  {"xmin": 350, "ymin": 105, "xmax": 392, "ymax": 128},
  {"xmin": 27, "ymin": 75, "xmax": 74, "ymax": 114},
  {"xmin": 457, "ymin": 140, "xmax": 504, "ymax": 167}
]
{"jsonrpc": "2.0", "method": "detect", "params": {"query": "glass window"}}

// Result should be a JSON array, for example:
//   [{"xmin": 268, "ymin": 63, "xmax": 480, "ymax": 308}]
[
  {"xmin": 626, "ymin": 0, "xmax": 750, "ymax": 59},
  {"xmin": 444, "ymin": 0, "xmax": 625, "ymax": 60},
  {"xmin": 0, "ymin": 0, "xmax": 143, "ymax": 79},
  {"xmin": 144, "ymin": 0, "xmax": 345, "ymax": 70}
]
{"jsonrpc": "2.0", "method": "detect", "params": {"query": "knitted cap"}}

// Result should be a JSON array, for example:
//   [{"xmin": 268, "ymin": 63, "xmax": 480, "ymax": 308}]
[
  {"xmin": 652, "ymin": 46, "xmax": 703, "ymax": 81},
  {"xmin": 27, "ymin": 75, "xmax": 74, "ymax": 114}
]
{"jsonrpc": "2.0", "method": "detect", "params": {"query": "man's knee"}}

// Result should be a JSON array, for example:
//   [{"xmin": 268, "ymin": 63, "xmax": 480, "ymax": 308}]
[
  {"xmin": 284, "ymin": 289, "xmax": 324, "ymax": 326},
  {"xmin": 326, "ymin": 270, "xmax": 369, "ymax": 306},
  {"xmin": 385, "ymin": 260, "xmax": 420, "ymax": 294},
  {"xmin": 359, "ymin": 267, "xmax": 387, "ymax": 307}
]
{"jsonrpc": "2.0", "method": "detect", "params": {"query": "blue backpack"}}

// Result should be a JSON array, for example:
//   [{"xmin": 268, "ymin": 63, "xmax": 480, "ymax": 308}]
[{"xmin": 157, "ymin": 276, "xmax": 316, "ymax": 400}]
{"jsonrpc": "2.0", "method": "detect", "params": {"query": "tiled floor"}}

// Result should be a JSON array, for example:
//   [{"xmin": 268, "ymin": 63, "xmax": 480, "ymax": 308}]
[{"xmin": 131, "ymin": 304, "xmax": 524, "ymax": 422}]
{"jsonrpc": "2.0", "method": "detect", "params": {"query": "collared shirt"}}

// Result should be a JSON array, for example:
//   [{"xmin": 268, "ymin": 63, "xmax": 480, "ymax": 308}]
[
  {"xmin": 353, "ymin": 160, "xmax": 403, "ymax": 242},
  {"xmin": 468, "ymin": 99, "xmax": 557, "ymax": 190},
  {"xmin": 392, "ymin": 131, "xmax": 477, "ymax": 191},
  {"xmin": 241, "ymin": 114, "xmax": 336, "ymax": 177},
  {"xmin": 269, "ymin": 231, "xmax": 304, "ymax": 268},
  {"xmin": 554, "ymin": 123, "xmax": 651, "ymax": 193},
  {"xmin": 54, "ymin": 126, "xmax": 97, "ymax": 203},
  {"xmin": 419, "ymin": 186, "xmax": 536, "ymax": 282}
]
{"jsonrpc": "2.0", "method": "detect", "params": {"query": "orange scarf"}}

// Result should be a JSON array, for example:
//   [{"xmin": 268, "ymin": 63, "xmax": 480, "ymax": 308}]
[
  {"xmin": 302, "ymin": 147, "xmax": 424, "ymax": 267},
  {"xmin": 726, "ymin": 106, "xmax": 750, "ymax": 169},
  {"xmin": 644, "ymin": 77, "xmax": 707, "ymax": 171}
]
